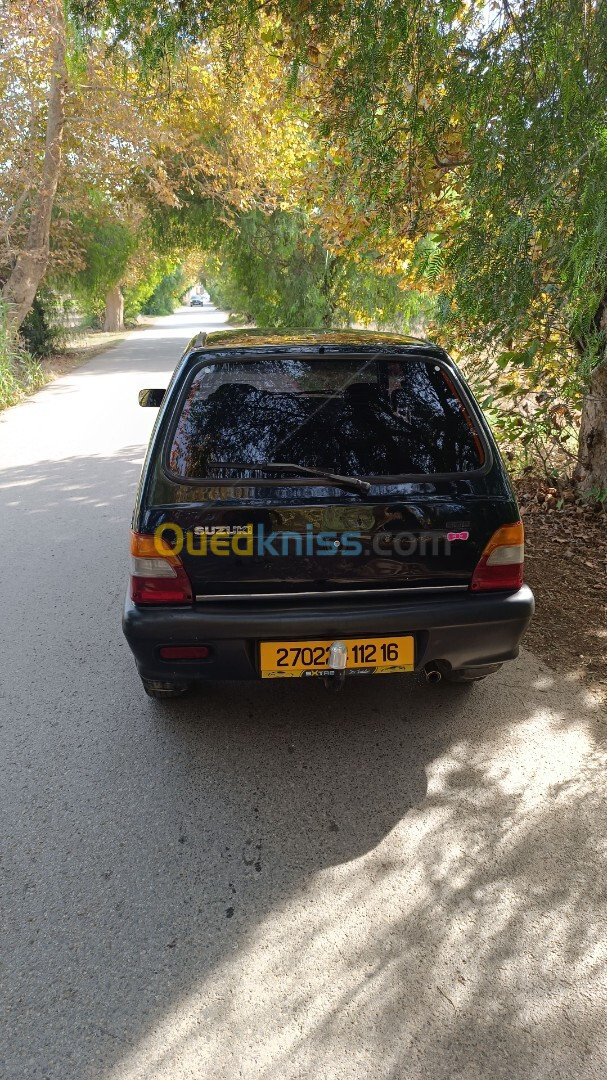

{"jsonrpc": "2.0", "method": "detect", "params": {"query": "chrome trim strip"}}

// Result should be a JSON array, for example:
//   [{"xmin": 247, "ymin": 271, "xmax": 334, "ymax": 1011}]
[{"xmin": 195, "ymin": 585, "xmax": 469, "ymax": 602}]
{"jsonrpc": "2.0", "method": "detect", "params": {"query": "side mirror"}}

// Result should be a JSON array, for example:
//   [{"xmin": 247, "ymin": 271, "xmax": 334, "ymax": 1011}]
[{"xmin": 139, "ymin": 388, "xmax": 165, "ymax": 407}]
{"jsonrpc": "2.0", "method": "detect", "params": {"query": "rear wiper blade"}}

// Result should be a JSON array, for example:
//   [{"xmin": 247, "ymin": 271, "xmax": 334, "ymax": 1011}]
[
  {"xmin": 260, "ymin": 463, "xmax": 371, "ymax": 494},
  {"xmin": 210, "ymin": 461, "xmax": 371, "ymax": 495}
]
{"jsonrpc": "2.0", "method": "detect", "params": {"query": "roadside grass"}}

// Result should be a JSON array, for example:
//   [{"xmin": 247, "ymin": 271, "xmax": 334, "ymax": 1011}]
[
  {"xmin": 0, "ymin": 318, "xmax": 152, "ymax": 414},
  {"xmin": 0, "ymin": 315, "xmax": 46, "ymax": 411}
]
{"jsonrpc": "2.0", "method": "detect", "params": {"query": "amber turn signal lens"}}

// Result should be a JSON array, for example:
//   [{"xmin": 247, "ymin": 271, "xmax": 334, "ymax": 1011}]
[
  {"xmin": 130, "ymin": 530, "xmax": 177, "ymax": 559},
  {"xmin": 481, "ymin": 521, "xmax": 525, "ymax": 557}
]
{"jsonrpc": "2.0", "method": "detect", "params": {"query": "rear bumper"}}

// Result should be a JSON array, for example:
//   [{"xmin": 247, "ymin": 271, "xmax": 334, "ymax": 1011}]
[{"xmin": 122, "ymin": 585, "xmax": 534, "ymax": 684}]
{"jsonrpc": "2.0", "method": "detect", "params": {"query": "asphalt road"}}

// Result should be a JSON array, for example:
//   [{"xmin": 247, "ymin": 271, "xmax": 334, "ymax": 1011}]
[{"xmin": 1, "ymin": 307, "xmax": 607, "ymax": 1079}]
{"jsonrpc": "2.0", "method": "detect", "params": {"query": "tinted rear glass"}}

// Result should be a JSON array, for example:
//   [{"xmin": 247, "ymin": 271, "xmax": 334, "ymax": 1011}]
[{"xmin": 167, "ymin": 357, "xmax": 484, "ymax": 480}]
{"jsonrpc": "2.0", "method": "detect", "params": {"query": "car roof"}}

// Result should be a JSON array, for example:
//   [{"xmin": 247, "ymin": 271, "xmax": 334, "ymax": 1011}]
[{"xmin": 186, "ymin": 327, "xmax": 444, "ymax": 356}]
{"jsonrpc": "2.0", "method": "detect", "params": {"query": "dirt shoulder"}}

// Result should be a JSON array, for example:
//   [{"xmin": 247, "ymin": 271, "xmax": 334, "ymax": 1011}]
[
  {"xmin": 517, "ymin": 482, "xmax": 607, "ymax": 700},
  {"xmin": 39, "ymin": 319, "xmax": 154, "ymax": 383}
]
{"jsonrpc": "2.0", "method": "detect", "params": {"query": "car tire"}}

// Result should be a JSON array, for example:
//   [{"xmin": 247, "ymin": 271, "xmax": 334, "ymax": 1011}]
[{"xmin": 141, "ymin": 677, "xmax": 191, "ymax": 699}]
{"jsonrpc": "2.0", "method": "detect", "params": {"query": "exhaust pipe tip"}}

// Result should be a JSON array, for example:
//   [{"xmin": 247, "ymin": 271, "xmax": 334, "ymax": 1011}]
[{"xmin": 424, "ymin": 665, "xmax": 443, "ymax": 684}]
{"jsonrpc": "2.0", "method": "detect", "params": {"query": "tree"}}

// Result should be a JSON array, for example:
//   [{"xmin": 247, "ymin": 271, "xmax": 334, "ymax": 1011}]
[
  {"xmin": 1, "ymin": 2, "xmax": 314, "ymax": 330},
  {"xmin": 1, "ymin": 0, "xmax": 68, "ymax": 328},
  {"xmin": 436, "ymin": 0, "xmax": 607, "ymax": 488}
]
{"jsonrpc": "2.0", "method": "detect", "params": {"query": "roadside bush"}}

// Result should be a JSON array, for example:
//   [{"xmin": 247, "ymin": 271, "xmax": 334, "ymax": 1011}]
[
  {"xmin": 0, "ymin": 304, "xmax": 45, "ymax": 411},
  {"xmin": 205, "ymin": 274, "xmax": 253, "ymax": 322},
  {"xmin": 460, "ymin": 346, "xmax": 583, "ymax": 480},
  {"xmin": 142, "ymin": 267, "xmax": 190, "ymax": 315},
  {"xmin": 20, "ymin": 290, "xmax": 69, "ymax": 357}
]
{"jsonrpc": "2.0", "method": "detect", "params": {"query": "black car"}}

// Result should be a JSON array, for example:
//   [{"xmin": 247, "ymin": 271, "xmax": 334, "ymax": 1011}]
[
  {"xmin": 124, "ymin": 329, "xmax": 534, "ymax": 699},
  {"xmin": 190, "ymin": 295, "xmax": 204, "ymax": 307}
]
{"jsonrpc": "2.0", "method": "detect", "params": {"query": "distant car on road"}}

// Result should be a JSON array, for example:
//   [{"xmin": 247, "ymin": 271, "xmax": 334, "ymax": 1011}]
[
  {"xmin": 190, "ymin": 295, "xmax": 204, "ymax": 307},
  {"xmin": 126, "ymin": 328, "xmax": 534, "ymax": 699}
]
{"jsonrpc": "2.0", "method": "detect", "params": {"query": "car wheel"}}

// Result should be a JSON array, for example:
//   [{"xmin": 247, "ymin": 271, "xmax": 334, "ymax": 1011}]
[{"xmin": 141, "ymin": 677, "xmax": 191, "ymax": 699}]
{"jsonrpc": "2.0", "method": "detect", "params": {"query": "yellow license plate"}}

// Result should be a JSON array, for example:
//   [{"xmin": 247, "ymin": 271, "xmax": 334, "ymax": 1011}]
[{"xmin": 259, "ymin": 636, "xmax": 414, "ymax": 678}]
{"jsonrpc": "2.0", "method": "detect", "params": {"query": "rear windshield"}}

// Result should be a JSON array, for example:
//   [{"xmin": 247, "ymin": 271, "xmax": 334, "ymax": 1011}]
[{"xmin": 167, "ymin": 357, "xmax": 484, "ymax": 480}]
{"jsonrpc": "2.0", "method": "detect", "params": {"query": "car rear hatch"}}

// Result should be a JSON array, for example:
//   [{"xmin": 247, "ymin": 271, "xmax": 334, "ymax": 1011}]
[
  {"xmin": 143, "ymin": 489, "xmax": 515, "ymax": 599},
  {"xmin": 139, "ymin": 350, "xmax": 519, "ymax": 600}
]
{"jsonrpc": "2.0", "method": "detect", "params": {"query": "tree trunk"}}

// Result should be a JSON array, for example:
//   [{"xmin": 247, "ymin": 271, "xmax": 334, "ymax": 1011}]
[
  {"xmin": 574, "ymin": 288, "xmax": 607, "ymax": 491},
  {"xmin": 1, "ymin": 1, "xmax": 68, "ymax": 329},
  {"xmin": 103, "ymin": 286, "xmax": 124, "ymax": 332},
  {"xmin": 575, "ymin": 359, "xmax": 607, "ymax": 491}
]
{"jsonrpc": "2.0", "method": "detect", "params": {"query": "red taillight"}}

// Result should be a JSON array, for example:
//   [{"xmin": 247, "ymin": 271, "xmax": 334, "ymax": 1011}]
[
  {"xmin": 470, "ymin": 521, "xmax": 524, "ymax": 592},
  {"xmin": 130, "ymin": 532, "xmax": 192, "ymax": 605},
  {"xmin": 159, "ymin": 645, "xmax": 210, "ymax": 659}
]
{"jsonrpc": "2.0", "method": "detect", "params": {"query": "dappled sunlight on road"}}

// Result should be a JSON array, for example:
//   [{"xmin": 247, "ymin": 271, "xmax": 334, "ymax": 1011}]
[{"xmin": 103, "ymin": 666, "xmax": 607, "ymax": 1080}]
